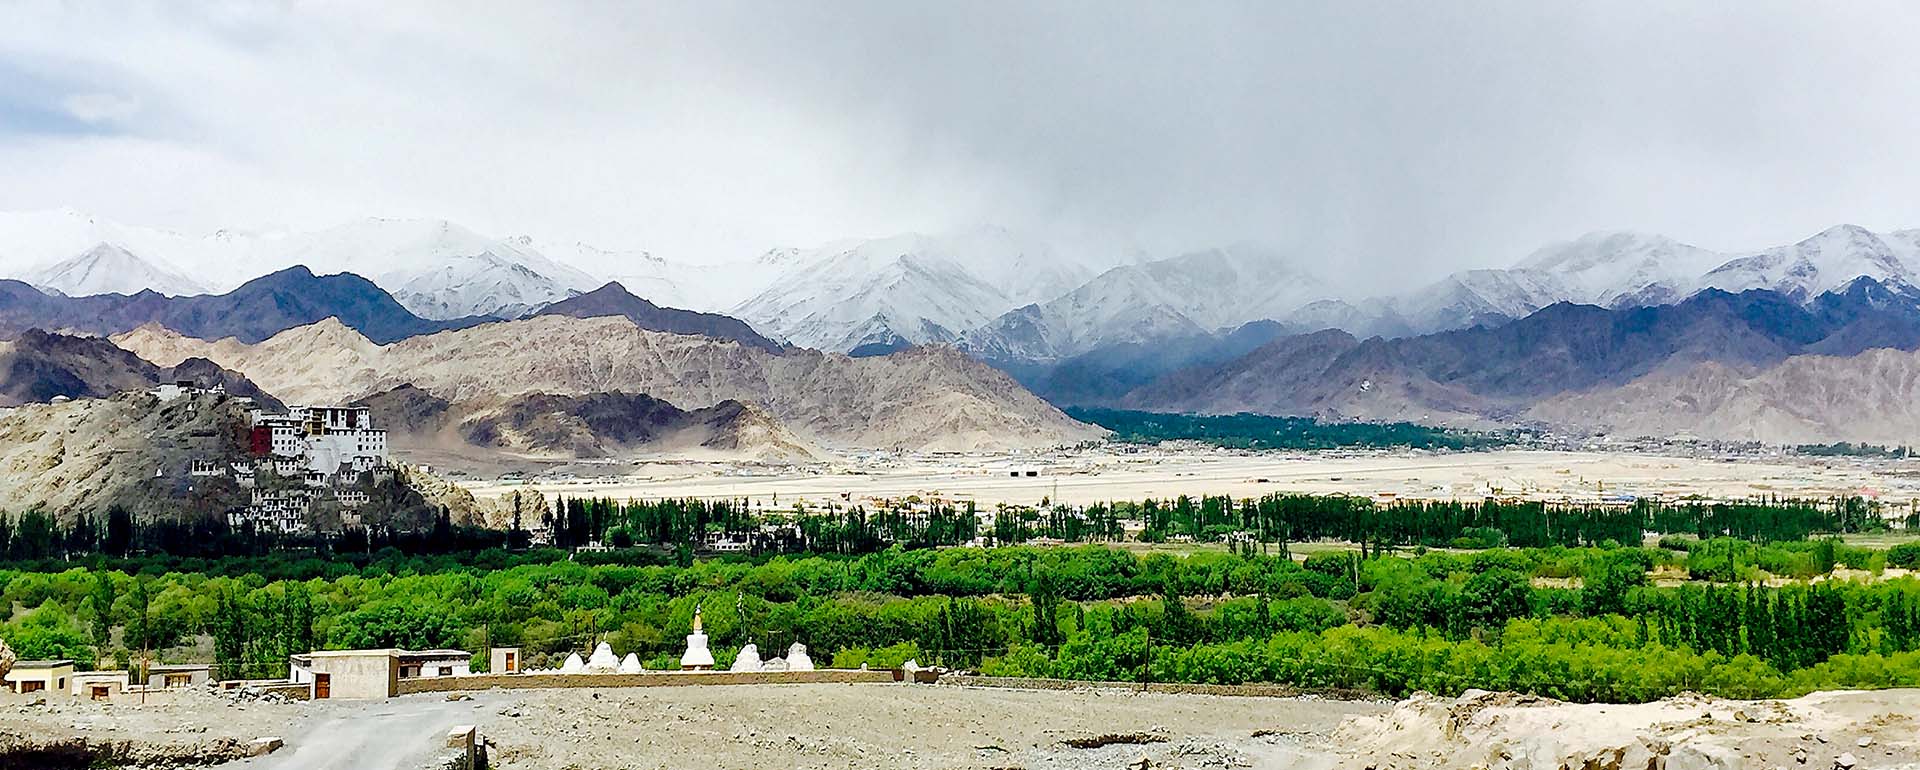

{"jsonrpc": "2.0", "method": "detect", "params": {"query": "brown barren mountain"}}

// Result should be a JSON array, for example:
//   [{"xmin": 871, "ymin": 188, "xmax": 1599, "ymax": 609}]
[
  {"xmin": 355, "ymin": 385, "xmax": 821, "ymax": 462},
  {"xmin": 1528, "ymin": 347, "xmax": 1920, "ymax": 444},
  {"xmin": 116, "ymin": 315, "xmax": 1102, "ymax": 452}
]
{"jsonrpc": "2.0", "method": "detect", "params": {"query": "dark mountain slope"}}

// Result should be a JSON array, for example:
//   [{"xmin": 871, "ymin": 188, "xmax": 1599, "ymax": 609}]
[
  {"xmin": 0, "ymin": 266, "xmax": 490, "ymax": 344},
  {"xmin": 354, "ymin": 384, "xmax": 817, "ymax": 460},
  {"xmin": 0, "ymin": 330, "xmax": 282, "ymax": 410},
  {"xmin": 535, "ymin": 282, "xmax": 783, "ymax": 352}
]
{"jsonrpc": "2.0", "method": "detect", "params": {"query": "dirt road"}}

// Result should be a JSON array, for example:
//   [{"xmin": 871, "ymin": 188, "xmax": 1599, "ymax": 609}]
[{"xmin": 254, "ymin": 694, "xmax": 495, "ymax": 770}]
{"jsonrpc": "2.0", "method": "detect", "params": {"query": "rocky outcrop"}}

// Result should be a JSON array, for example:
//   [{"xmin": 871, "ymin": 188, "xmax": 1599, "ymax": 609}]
[
  {"xmin": 0, "ymin": 392, "xmax": 253, "ymax": 522},
  {"xmin": 1331, "ymin": 689, "xmax": 1916, "ymax": 770}
]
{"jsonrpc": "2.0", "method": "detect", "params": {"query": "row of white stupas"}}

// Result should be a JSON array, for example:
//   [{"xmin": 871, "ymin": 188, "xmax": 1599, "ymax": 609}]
[{"xmin": 539, "ymin": 607, "xmax": 814, "ymax": 675}]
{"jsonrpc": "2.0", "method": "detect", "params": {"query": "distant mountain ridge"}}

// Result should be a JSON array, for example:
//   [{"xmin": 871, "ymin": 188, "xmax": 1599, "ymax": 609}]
[
  {"xmin": 0, "ymin": 211, "xmax": 602, "ymax": 320},
  {"xmin": 1124, "ymin": 278, "xmax": 1920, "ymax": 431},
  {"xmin": 0, "ymin": 265, "xmax": 489, "ymax": 344}
]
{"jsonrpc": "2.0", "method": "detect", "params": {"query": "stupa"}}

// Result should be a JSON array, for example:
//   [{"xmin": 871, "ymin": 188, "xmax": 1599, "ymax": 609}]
[
  {"xmin": 730, "ymin": 644, "xmax": 762, "ymax": 672},
  {"xmin": 786, "ymin": 642, "xmax": 814, "ymax": 671},
  {"xmin": 559, "ymin": 652, "xmax": 586, "ymax": 673},
  {"xmin": 618, "ymin": 653, "xmax": 644, "ymax": 674},
  {"xmin": 585, "ymin": 642, "xmax": 620, "ymax": 673},
  {"xmin": 679, "ymin": 605, "xmax": 715, "ymax": 670}
]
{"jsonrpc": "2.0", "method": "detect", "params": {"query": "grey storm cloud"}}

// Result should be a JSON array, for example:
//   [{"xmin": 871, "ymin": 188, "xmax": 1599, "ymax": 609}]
[{"xmin": 1, "ymin": 0, "xmax": 1918, "ymax": 290}]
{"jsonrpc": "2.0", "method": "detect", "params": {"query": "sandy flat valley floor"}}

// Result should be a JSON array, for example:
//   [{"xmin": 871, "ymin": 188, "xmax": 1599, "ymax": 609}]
[{"xmin": 451, "ymin": 448, "xmax": 1920, "ymax": 509}]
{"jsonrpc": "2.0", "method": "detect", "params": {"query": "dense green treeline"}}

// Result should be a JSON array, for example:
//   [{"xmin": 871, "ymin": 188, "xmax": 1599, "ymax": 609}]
[
  {"xmin": 1, "ymin": 491, "xmax": 1903, "ymax": 567},
  {"xmin": 1794, "ymin": 442, "xmax": 1916, "ymax": 458},
  {"xmin": 552, "ymin": 492, "xmax": 1906, "ymax": 555},
  {"xmin": 8, "ymin": 542, "xmax": 1920, "ymax": 700},
  {"xmin": 1065, "ymin": 408, "xmax": 1511, "ymax": 450}
]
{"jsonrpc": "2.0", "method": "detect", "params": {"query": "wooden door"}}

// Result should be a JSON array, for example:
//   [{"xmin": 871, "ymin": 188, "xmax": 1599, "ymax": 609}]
[
  {"xmin": 505, "ymin": 652, "xmax": 516, "ymax": 672},
  {"xmin": 314, "ymin": 673, "xmax": 330, "ymax": 699}
]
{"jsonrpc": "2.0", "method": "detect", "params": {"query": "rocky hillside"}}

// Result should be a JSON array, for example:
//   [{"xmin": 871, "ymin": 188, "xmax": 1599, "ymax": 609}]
[
  {"xmin": 0, "ymin": 330, "xmax": 282, "ymax": 410},
  {"xmin": 0, "ymin": 392, "xmax": 252, "ymax": 522},
  {"xmin": 1528, "ymin": 347, "xmax": 1920, "ymax": 444},
  {"xmin": 117, "ymin": 316, "xmax": 1104, "ymax": 452},
  {"xmin": 357, "ymin": 385, "xmax": 820, "ymax": 462}
]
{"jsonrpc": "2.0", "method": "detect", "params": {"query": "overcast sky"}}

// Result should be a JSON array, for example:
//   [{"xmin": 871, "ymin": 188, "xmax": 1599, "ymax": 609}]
[{"xmin": 3, "ymin": 1, "xmax": 1918, "ymax": 289}]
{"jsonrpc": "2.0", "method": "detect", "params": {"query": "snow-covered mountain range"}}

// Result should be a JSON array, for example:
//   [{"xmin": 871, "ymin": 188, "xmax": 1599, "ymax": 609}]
[
  {"xmin": 958, "ymin": 244, "xmax": 1329, "ymax": 362},
  {"xmin": 731, "ymin": 227, "xmax": 1099, "ymax": 354},
  {"xmin": 5, "ymin": 209, "xmax": 1919, "ymax": 378},
  {"xmin": 1283, "ymin": 225, "xmax": 1920, "ymax": 341},
  {"xmin": 0, "ymin": 210, "xmax": 604, "ymax": 319}
]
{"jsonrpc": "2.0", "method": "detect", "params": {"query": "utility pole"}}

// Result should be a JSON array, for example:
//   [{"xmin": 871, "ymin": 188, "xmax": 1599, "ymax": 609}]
[{"xmin": 1139, "ymin": 627, "xmax": 1151, "ymax": 693}]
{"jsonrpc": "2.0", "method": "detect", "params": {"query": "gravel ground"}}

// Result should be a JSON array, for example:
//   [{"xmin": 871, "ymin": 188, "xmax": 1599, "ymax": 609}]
[
  {"xmin": 4, "ymin": 682, "xmax": 1918, "ymax": 770},
  {"xmin": 478, "ymin": 682, "xmax": 1382, "ymax": 770}
]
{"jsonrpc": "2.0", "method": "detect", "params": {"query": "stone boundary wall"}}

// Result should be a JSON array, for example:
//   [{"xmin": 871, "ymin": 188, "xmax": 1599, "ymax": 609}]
[
  {"xmin": 935, "ymin": 675, "xmax": 1381, "ymax": 701},
  {"xmin": 396, "ymin": 669, "xmax": 894, "ymax": 695}
]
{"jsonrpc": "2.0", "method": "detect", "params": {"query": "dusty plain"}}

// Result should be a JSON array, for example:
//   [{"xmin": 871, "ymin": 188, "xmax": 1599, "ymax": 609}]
[
  {"xmin": 453, "ymin": 448, "xmax": 1920, "ymax": 509},
  {"xmin": 5, "ymin": 683, "xmax": 1920, "ymax": 770}
]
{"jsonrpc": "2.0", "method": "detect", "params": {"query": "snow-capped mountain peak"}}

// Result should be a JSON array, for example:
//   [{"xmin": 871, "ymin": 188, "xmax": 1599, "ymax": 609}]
[
  {"xmin": 1698, "ymin": 223, "xmax": 1916, "ymax": 300},
  {"xmin": 732, "ymin": 227, "xmax": 1098, "ymax": 353},
  {"xmin": 1513, "ymin": 230, "xmax": 1726, "ymax": 308},
  {"xmin": 27, "ymin": 242, "xmax": 209, "ymax": 297}
]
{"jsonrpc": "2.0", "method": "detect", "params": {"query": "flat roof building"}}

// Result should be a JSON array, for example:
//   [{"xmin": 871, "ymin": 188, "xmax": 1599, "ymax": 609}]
[
  {"xmin": 72, "ymin": 670, "xmax": 130, "ymax": 700},
  {"xmin": 5, "ymin": 660, "xmax": 74, "ymax": 695}
]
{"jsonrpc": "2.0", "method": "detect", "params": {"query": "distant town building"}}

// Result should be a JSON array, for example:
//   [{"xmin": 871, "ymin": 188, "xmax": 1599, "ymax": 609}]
[
  {"xmin": 4, "ymin": 660, "xmax": 73, "ymax": 694},
  {"xmin": 146, "ymin": 664, "xmax": 213, "ymax": 689},
  {"xmin": 152, "ymin": 381, "xmax": 226, "ymax": 402}
]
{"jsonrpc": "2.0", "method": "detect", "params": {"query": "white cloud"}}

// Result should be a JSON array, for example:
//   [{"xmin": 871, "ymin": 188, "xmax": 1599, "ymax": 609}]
[
  {"xmin": 58, "ymin": 92, "xmax": 140, "ymax": 124},
  {"xmin": 1, "ymin": 1, "xmax": 1919, "ymax": 288}
]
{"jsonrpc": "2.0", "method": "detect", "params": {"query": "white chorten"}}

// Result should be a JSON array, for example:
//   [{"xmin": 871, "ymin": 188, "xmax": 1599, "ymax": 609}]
[
  {"xmin": 680, "ymin": 605, "xmax": 715, "ymax": 670},
  {"xmin": 730, "ymin": 644, "xmax": 762, "ymax": 672},
  {"xmin": 761, "ymin": 656, "xmax": 789, "ymax": 672},
  {"xmin": 618, "ymin": 653, "xmax": 644, "ymax": 674},
  {"xmin": 560, "ymin": 653, "xmax": 586, "ymax": 673},
  {"xmin": 586, "ymin": 642, "xmax": 620, "ymax": 673},
  {"xmin": 786, "ymin": 643, "xmax": 814, "ymax": 671}
]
